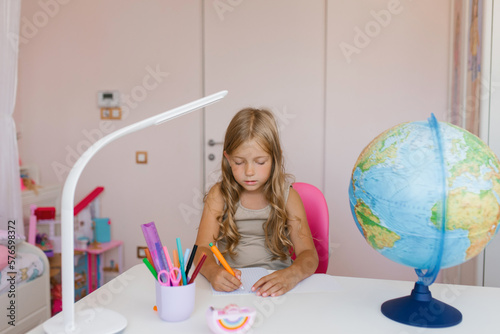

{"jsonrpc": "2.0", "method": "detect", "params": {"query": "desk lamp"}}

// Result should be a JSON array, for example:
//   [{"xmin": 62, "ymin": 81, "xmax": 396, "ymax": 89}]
[{"xmin": 43, "ymin": 91, "xmax": 228, "ymax": 333}]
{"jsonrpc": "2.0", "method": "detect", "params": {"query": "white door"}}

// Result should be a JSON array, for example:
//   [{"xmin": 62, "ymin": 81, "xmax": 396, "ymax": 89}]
[{"xmin": 203, "ymin": 0, "xmax": 326, "ymax": 190}]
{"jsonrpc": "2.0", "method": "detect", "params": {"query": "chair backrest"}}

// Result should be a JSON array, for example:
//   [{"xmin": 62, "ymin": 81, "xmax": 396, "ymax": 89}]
[{"xmin": 292, "ymin": 182, "xmax": 329, "ymax": 274}]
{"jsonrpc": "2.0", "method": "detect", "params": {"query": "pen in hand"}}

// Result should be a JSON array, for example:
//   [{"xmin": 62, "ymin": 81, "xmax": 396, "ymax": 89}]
[
  {"xmin": 209, "ymin": 243, "xmax": 244, "ymax": 290},
  {"xmin": 185, "ymin": 244, "xmax": 198, "ymax": 276}
]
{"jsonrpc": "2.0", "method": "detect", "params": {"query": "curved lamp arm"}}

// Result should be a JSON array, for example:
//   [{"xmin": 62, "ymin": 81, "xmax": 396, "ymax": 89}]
[{"xmin": 46, "ymin": 90, "xmax": 227, "ymax": 333}]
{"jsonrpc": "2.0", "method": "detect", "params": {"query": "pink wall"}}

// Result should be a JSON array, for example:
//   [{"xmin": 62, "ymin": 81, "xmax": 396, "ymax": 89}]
[
  {"xmin": 15, "ymin": 0, "xmax": 204, "ymax": 270},
  {"xmin": 325, "ymin": 0, "xmax": 451, "ymax": 281},
  {"xmin": 14, "ymin": 0, "xmax": 452, "ymax": 281}
]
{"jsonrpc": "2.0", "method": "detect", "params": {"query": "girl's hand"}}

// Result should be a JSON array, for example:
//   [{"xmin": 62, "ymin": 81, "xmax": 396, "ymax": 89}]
[
  {"xmin": 209, "ymin": 267, "xmax": 243, "ymax": 292},
  {"xmin": 251, "ymin": 268, "xmax": 299, "ymax": 297},
  {"xmin": 250, "ymin": 188, "xmax": 319, "ymax": 298}
]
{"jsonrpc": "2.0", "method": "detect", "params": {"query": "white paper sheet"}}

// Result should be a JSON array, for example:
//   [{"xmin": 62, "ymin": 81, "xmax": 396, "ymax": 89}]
[
  {"xmin": 212, "ymin": 267, "xmax": 268, "ymax": 296},
  {"xmin": 211, "ymin": 268, "xmax": 343, "ymax": 296}
]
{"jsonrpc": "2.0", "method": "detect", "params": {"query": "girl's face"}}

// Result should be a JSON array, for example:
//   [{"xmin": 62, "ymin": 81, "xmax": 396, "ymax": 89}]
[{"xmin": 224, "ymin": 139, "xmax": 273, "ymax": 193}]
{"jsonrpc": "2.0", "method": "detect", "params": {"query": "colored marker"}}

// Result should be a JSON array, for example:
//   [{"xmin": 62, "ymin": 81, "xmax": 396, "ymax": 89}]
[
  {"xmin": 188, "ymin": 253, "xmax": 207, "ymax": 284},
  {"xmin": 163, "ymin": 246, "xmax": 173, "ymax": 271},
  {"xmin": 184, "ymin": 248, "xmax": 190, "ymax": 279},
  {"xmin": 176, "ymin": 238, "xmax": 188, "ymax": 286},
  {"xmin": 209, "ymin": 242, "xmax": 235, "ymax": 276},
  {"xmin": 173, "ymin": 249, "xmax": 180, "ymax": 268},
  {"xmin": 185, "ymin": 244, "xmax": 198, "ymax": 275},
  {"xmin": 145, "ymin": 248, "xmax": 155, "ymax": 271},
  {"xmin": 209, "ymin": 242, "xmax": 244, "ymax": 290},
  {"xmin": 173, "ymin": 249, "xmax": 182, "ymax": 285},
  {"xmin": 184, "ymin": 248, "xmax": 190, "ymax": 269},
  {"xmin": 143, "ymin": 258, "xmax": 157, "ymax": 280}
]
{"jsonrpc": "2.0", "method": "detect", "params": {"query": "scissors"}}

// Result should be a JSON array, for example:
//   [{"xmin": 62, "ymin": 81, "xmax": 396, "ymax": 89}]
[{"xmin": 157, "ymin": 267, "xmax": 181, "ymax": 286}]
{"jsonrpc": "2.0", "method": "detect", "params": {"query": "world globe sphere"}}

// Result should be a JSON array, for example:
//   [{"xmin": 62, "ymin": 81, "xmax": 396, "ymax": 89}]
[{"xmin": 348, "ymin": 117, "xmax": 500, "ymax": 277}]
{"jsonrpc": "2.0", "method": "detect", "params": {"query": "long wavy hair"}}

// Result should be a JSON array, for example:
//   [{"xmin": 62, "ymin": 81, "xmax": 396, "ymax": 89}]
[{"xmin": 216, "ymin": 108, "xmax": 293, "ymax": 261}]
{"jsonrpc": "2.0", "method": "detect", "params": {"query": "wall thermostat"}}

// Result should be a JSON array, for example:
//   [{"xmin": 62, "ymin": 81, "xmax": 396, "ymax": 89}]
[{"xmin": 97, "ymin": 90, "xmax": 120, "ymax": 108}]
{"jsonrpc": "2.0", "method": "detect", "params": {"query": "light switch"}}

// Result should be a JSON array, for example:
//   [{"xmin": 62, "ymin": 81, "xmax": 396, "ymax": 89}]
[
  {"xmin": 111, "ymin": 108, "xmax": 121, "ymax": 118},
  {"xmin": 101, "ymin": 107, "xmax": 122, "ymax": 120},
  {"xmin": 136, "ymin": 151, "xmax": 148, "ymax": 164}
]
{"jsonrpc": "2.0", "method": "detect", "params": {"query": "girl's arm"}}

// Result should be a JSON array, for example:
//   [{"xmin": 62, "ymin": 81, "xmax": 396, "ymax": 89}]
[
  {"xmin": 252, "ymin": 188, "xmax": 319, "ymax": 297},
  {"xmin": 194, "ymin": 183, "xmax": 243, "ymax": 291}
]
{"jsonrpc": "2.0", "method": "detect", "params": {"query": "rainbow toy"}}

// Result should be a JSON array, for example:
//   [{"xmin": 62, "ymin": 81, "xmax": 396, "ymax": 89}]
[{"xmin": 206, "ymin": 304, "xmax": 256, "ymax": 334}]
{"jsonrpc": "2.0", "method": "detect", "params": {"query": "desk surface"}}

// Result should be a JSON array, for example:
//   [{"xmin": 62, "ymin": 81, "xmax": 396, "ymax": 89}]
[{"xmin": 30, "ymin": 264, "xmax": 500, "ymax": 333}]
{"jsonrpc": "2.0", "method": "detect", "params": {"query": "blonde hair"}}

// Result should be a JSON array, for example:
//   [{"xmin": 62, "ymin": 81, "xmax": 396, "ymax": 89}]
[{"xmin": 216, "ymin": 108, "xmax": 293, "ymax": 261}]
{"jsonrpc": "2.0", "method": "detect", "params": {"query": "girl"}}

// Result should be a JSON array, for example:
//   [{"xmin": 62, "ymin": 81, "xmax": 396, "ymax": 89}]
[{"xmin": 195, "ymin": 108, "xmax": 318, "ymax": 297}]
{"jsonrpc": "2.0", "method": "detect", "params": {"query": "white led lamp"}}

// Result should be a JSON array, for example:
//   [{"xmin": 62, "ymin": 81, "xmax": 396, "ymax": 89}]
[{"xmin": 43, "ymin": 90, "xmax": 228, "ymax": 333}]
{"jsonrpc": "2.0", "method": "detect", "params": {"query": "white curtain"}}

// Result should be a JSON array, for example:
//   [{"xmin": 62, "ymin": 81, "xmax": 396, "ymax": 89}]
[{"xmin": 0, "ymin": 0, "xmax": 23, "ymax": 236}]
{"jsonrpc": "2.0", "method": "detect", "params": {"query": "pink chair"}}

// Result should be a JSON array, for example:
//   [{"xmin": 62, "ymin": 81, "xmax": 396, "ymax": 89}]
[{"xmin": 292, "ymin": 182, "xmax": 330, "ymax": 274}]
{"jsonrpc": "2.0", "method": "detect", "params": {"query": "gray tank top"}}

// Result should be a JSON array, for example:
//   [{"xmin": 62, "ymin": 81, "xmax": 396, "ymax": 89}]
[{"xmin": 218, "ymin": 185, "xmax": 293, "ymax": 270}]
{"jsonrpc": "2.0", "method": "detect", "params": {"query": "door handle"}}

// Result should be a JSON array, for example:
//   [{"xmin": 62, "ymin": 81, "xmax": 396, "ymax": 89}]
[
  {"xmin": 208, "ymin": 139, "xmax": 223, "ymax": 146},
  {"xmin": 208, "ymin": 154, "xmax": 216, "ymax": 161}
]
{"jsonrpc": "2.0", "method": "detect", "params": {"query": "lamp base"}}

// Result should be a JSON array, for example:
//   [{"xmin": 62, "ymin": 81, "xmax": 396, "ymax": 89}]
[
  {"xmin": 381, "ymin": 282, "xmax": 462, "ymax": 328},
  {"xmin": 43, "ymin": 308, "xmax": 127, "ymax": 334}
]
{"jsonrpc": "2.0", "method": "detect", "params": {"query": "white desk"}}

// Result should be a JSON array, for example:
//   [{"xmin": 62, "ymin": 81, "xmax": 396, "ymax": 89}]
[{"xmin": 30, "ymin": 264, "xmax": 500, "ymax": 333}]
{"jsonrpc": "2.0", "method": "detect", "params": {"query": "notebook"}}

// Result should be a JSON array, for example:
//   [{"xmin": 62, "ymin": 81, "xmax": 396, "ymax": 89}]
[
  {"xmin": 211, "ymin": 267, "xmax": 343, "ymax": 296},
  {"xmin": 211, "ymin": 267, "xmax": 268, "ymax": 296}
]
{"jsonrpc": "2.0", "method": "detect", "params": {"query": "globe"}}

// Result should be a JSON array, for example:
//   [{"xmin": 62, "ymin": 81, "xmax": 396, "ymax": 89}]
[{"xmin": 348, "ymin": 114, "xmax": 500, "ymax": 327}]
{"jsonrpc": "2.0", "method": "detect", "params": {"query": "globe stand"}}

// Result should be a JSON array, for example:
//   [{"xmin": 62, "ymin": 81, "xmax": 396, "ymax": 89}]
[{"xmin": 381, "ymin": 282, "xmax": 462, "ymax": 328}]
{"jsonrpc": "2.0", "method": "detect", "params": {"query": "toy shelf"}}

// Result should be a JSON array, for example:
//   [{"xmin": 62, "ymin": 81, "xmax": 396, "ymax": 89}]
[{"xmin": 75, "ymin": 240, "xmax": 123, "ymax": 293}]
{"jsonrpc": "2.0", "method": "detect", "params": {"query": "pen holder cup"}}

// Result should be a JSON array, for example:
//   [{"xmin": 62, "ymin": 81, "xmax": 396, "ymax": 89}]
[{"xmin": 155, "ymin": 281, "xmax": 196, "ymax": 322}]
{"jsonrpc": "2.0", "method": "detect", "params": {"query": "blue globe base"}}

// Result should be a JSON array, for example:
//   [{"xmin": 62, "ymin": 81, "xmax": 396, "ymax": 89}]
[{"xmin": 381, "ymin": 282, "xmax": 462, "ymax": 328}]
